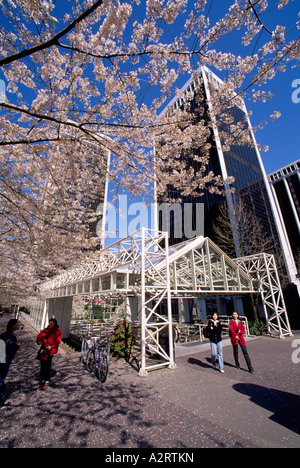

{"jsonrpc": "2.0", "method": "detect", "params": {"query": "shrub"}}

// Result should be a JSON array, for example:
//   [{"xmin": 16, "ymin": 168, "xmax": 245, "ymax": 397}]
[
  {"xmin": 249, "ymin": 320, "xmax": 268, "ymax": 336},
  {"xmin": 110, "ymin": 320, "xmax": 136, "ymax": 360}
]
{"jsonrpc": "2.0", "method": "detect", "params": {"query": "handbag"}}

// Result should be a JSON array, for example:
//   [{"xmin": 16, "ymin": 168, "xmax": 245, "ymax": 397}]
[{"xmin": 36, "ymin": 336, "xmax": 50, "ymax": 360}]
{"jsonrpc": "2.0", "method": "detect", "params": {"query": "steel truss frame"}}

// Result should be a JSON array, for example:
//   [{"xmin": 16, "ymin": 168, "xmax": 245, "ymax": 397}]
[
  {"xmin": 235, "ymin": 253, "xmax": 293, "ymax": 338},
  {"xmin": 139, "ymin": 228, "xmax": 175, "ymax": 375},
  {"xmin": 41, "ymin": 227, "xmax": 175, "ymax": 375},
  {"xmin": 35, "ymin": 231, "xmax": 292, "ymax": 376},
  {"xmin": 164, "ymin": 237, "xmax": 255, "ymax": 295}
]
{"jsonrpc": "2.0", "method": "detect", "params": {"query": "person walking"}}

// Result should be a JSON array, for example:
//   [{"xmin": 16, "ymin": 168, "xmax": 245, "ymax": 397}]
[
  {"xmin": 207, "ymin": 313, "xmax": 224, "ymax": 373},
  {"xmin": 36, "ymin": 318, "xmax": 62, "ymax": 389},
  {"xmin": 229, "ymin": 311, "xmax": 254, "ymax": 373},
  {"xmin": 0, "ymin": 319, "xmax": 20, "ymax": 406}
]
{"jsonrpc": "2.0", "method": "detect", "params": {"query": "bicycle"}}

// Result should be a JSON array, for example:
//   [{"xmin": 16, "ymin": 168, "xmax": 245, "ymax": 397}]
[
  {"xmin": 85, "ymin": 335, "xmax": 110, "ymax": 383},
  {"xmin": 80, "ymin": 335, "xmax": 92, "ymax": 366}
]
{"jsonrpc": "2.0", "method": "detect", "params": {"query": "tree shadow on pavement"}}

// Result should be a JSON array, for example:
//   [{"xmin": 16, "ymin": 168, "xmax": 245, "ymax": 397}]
[
  {"xmin": 0, "ymin": 317, "xmax": 171, "ymax": 448},
  {"xmin": 187, "ymin": 357, "xmax": 212, "ymax": 369},
  {"xmin": 233, "ymin": 383, "xmax": 300, "ymax": 435},
  {"xmin": 0, "ymin": 350, "xmax": 165, "ymax": 448},
  {"xmin": 0, "ymin": 319, "xmax": 271, "ymax": 448},
  {"xmin": 188, "ymin": 356, "xmax": 236, "ymax": 371}
]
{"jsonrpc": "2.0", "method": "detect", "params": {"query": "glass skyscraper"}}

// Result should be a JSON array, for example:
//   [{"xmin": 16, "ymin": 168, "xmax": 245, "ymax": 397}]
[
  {"xmin": 156, "ymin": 66, "xmax": 298, "ymax": 319},
  {"xmin": 268, "ymin": 160, "xmax": 300, "ymax": 269},
  {"xmin": 157, "ymin": 67, "xmax": 278, "ymax": 253}
]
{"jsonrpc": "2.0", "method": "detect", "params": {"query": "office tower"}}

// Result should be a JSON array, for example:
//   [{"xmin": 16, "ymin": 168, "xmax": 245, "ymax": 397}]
[
  {"xmin": 157, "ymin": 67, "xmax": 279, "ymax": 253},
  {"xmin": 85, "ymin": 144, "xmax": 111, "ymax": 248},
  {"xmin": 156, "ymin": 66, "xmax": 297, "ymax": 318},
  {"xmin": 55, "ymin": 127, "xmax": 111, "ymax": 250},
  {"xmin": 268, "ymin": 160, "xmax": 300, "ymax": 295}
]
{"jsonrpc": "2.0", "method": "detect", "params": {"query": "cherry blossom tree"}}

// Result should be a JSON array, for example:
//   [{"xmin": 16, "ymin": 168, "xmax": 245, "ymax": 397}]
[{"xmin": 0, "ymin": 0, "xmax": 299, "ymax": 297}]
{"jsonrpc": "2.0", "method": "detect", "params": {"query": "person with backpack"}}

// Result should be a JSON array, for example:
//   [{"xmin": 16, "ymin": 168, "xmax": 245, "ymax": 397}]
[
  {"xmin": 229, "ymin": 311, "xmax": 254, "ymax": 373},
  {"xmin": 0, "ymin": 319, "xmax": 20, "ymax": 406}
]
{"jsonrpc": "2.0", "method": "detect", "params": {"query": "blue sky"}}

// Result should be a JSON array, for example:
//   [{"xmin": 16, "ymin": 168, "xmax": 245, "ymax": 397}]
[
  {"xmin": 102, "ymin": 0, "xmax": 300, "ymax": 244},
  {"xmin": 245, "ymin": 70, "xmax": 300, "ymax": 175},
  {"xmin": 0, "ymin": 0, "xmax": 299, "ymax": 244},
  {"xmin": 1, "ymin": 0, "xmax": 298, "ymax": 177},
  {"xmin": 164, "ymin": 0, "xmax": 300, "ymax": 176},
  {"xmin": 240, "ymin": 2, "xmax": 300, "ymax": 175}
]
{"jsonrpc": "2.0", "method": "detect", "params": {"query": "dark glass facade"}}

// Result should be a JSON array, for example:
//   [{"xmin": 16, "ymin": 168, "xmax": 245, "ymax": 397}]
[
  {"xmin": 157, "ymin": 67, "xmax": 280, "ymax": 260},
  {"xmin": 268, "ymin": 161, "xmax": 300, "ymax": 267}
]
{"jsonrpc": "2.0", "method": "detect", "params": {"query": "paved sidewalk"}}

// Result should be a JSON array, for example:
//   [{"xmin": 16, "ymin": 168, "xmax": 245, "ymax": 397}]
[{"xmin": 0, "ymin": 313, "xmax": 299, "ymax": 448}]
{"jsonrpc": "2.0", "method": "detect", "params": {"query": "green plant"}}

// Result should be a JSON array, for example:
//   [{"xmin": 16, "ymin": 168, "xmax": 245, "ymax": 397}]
[
  {"xmin": 110, "ymin": 320, "xmax": 136, "ymax": 360},
  {"xmin": 84, "ymin": 303, "xmax": 111, "ymax": 320},
  {"xmin": 249, "ymin": 320, "xmax": 268, "ymax": 336}
]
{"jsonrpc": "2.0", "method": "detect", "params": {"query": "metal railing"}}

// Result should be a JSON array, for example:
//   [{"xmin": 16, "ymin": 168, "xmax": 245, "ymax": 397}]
[{"xmin": 176, "ymin": 315, "xmax": 250, "ymax": 344}]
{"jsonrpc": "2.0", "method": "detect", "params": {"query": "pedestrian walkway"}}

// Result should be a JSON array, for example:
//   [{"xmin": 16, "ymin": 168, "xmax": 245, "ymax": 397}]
[
  {"xmin": 174, "ymin": 335, "xmax": 258, "ymax": 357},
  {"xmin": 0, "ymin": 313, "xmax": 299, "ymax": 448}
]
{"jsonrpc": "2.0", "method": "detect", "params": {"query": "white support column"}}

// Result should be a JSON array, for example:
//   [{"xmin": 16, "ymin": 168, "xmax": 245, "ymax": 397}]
[
  {"xmin": 139, "ymin": 227, "xmax": 147, "ymax": 376},
  {"xmin": 235, "ymin": 253, "xmax": 293, "ymax": 338},
  {"xmin": 41, "ymin": 299, "xmax": 48, "ymax": 331},
  {"xmin": 283, "ymin": 177, "xmax": 300, "ymax": 234},
  {"xmin": 165, "ymin": 233, "xmax": 176, "ymax": 370},
  {"xmin": 262, "ymin": 253, "xmax": 284, "ymax": 337},
  {"xmin": 138, "ymin": 228, "xmax": 176, "ymax": 375}
]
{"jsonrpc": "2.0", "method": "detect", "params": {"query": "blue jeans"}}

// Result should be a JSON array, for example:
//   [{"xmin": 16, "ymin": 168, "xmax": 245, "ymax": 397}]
[{"xmin": 210, "ymin": 341, "xmax": 224, "ymax": 370}]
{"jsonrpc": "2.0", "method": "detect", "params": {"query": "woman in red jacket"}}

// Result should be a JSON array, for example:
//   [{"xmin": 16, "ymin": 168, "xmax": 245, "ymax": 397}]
[
  {"xmin": 229, "ymin": 312, "xmax": 254, "ymax": 373},
  {"xmin": 36, "ymin": 318, "xmax": 62, "ymax": 389}
]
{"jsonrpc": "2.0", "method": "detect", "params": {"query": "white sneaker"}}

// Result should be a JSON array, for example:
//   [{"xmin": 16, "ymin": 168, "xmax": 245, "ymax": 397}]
[{"xmin": 220, "ymin": 369, "xmax": 224, "ymax": 373}]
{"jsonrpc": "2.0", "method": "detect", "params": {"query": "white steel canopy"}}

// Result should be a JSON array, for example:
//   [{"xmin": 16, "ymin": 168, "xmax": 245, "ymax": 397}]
[
  {"xmin": 163, "ymin": 236, "xmax": 255, "ymax": 296},
  {"xmin": 39, "ymin": 229, "xmax": 257, "ymax": 375},
  {"xmin": 235, "ymin": 253, "xmax": 293, "ymax": 339},
  {"xmin": 36, "ymin": 228, "xmax": 292, "ymax": 374},
  {"xmin": 41, "ymin": 232, "xmax": 255, "ymax": 299}
]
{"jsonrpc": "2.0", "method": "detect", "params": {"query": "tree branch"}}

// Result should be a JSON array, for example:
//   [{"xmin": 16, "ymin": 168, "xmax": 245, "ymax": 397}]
[
  {"xmin": 0, "ymin": 137, "xmax": 61, "ymax": 146},
  {"xmin": 247, "ymin": 0, "xmax": 272, "ymax": 35},
  {"xmin": 0, "ymin": 0, "xmax": 104, "ymax": 67},
  {"xmin": 56, "ymin": 40, "xmax": 208, "ymax": 60}
]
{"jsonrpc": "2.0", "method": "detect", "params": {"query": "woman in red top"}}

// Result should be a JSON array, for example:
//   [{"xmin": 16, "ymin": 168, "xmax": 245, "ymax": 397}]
[
  {"xmin": 36, "ymin": 318, "xmax": 62, "ymax": 389},
  {"xmin": 229, "ymin": 312, "xmax": 254, "ymax": 373}
]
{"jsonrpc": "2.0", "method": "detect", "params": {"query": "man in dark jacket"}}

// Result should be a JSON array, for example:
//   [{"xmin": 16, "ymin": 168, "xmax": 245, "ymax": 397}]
[{"xmin": 0, "ymin": 319, "xmax": 20, "ymax": 406}]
